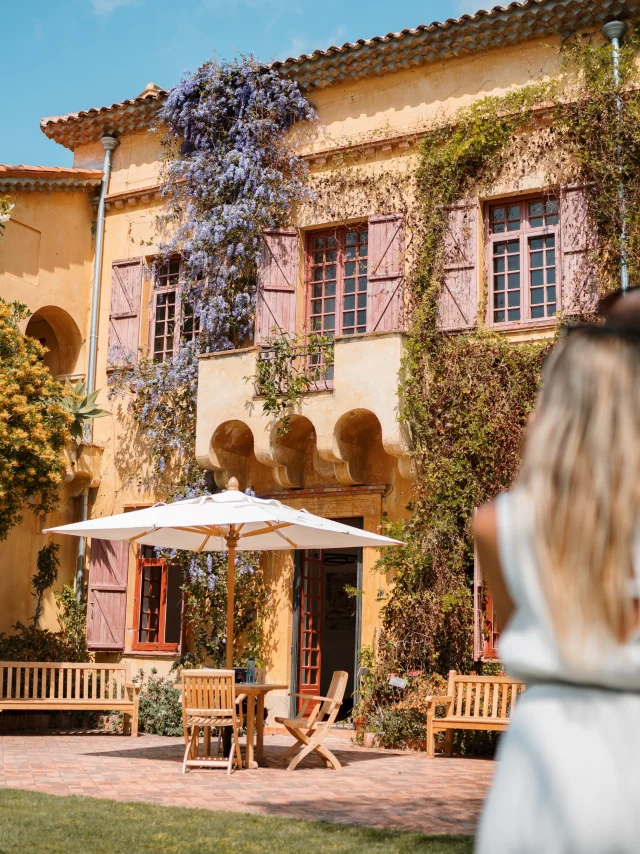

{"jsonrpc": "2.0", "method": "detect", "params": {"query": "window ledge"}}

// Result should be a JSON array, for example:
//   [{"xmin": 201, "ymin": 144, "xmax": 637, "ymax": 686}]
[
  {"xmin": 126, "ymin": 650, "xmax": 180, "ymax": 658},
  {"xmin": 491, "ymin": 318, "xmax": 558, "ymax": 332}
]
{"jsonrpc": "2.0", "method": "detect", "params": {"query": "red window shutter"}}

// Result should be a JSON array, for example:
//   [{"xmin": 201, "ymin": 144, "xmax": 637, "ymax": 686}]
[
  {"xmin": 86, "ymin": 539, "xmax": 129, "ymax": 651},
  {"xmin": 108, "ymin": 258, "xmax": 144, "ymax": 368},
  {"xmin": 560, "ymin": 185, "xmax": 597, "ymax": 318},
  {"xmin": 255, "ymin": 229, "xmax": 298, "ymax": 343},
  {"xmin": 367, "ymin": 213, "xmax": 404, "ymax": 333},
  {"xmin": 438, "ymin": 201, "xmax": 478, "ymax": 331}
]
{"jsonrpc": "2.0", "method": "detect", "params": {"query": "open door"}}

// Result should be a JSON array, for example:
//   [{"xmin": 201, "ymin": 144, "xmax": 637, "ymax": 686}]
[
  {"xmin": 299, "ymin": 549, "xmax": 323, "ymax": 709},
  {"xmin": 297, "ymin": 544, "xmax": 360, "ymax": 717}
]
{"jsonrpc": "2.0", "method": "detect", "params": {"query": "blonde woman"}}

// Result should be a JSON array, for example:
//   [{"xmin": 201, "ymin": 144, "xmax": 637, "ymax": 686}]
[{"xmin": 474, "ymin": 325, "xmax": 640, "ymax": 854}]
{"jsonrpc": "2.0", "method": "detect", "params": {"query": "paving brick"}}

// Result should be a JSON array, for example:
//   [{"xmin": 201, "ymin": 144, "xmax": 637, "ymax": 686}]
[{"xmin": 0, "ymin": 732, "xmax": 492, "ymax": 834}]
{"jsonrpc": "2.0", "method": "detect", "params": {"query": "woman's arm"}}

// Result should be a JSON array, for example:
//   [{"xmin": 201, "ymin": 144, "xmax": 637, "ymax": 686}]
[{"xmin": 473, "ymin": 502, "xmax": 515, "ymax": 627}]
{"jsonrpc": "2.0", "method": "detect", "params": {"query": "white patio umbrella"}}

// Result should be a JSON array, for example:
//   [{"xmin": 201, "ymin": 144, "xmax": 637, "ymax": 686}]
[{"xmin": 45, "ymin": 478, "xmax": 403, "ymax": 667}]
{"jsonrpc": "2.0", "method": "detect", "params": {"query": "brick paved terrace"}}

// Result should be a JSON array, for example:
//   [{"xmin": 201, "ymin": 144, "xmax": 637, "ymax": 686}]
[{"xmin": 0, "ymin": 732, "xmax": 493, "ymax": 835}]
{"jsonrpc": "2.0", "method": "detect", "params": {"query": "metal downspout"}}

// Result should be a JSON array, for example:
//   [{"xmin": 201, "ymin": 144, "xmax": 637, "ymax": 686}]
[
  {"xmin": 75, "ymin": 135, "xmax": 119, "ymax": 599},
  {"xmin": 602, "ymin": 20, "xmax": 629, "ymax": 294}
]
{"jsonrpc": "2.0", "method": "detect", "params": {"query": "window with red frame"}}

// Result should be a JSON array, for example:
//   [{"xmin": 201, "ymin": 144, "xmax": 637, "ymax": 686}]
[
  {"xmin": 488, "ymin": 197, "xmax": 559, "ymax": 325},
  {"xmin": 307, "ymin": 226, "xmax": 369, "ymax": 337},
  {"xmin": 132, "ymin": 545, "xmax": 184, "ymax": 652},
  {"xmin": 152, "ymin": 257, "xmax": 200, "ymax": 362}
]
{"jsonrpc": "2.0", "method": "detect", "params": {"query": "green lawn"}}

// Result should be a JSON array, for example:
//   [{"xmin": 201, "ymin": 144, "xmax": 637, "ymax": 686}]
[{"xmin": 0, "ymin": 788, "xmax": 473, "ymax": 854}]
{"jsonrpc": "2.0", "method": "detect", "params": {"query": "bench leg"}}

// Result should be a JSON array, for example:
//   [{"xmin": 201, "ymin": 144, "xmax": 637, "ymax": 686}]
[
  {"xmin": 123, "ymin": 712, "xmax": 131, "ymax": 736},
  {"xmin": 426, "ymin": 712, "xmax": 435, "ymax": 758},
  {"xmin": 444, "ymin": 729, "xmax": 453, "ymax": 757},
  {"xmin": 131, "ymin": 704, "xmax": 139, "ymax": 738}
]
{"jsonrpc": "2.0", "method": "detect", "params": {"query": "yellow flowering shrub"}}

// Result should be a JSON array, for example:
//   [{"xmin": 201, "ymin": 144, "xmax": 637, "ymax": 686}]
[{"xmin": 0, "ymin": 300, "xmax": 71, "ymax": 539}]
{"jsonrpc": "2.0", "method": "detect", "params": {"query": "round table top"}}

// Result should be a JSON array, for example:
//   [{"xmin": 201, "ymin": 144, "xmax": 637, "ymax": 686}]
[{"xmin": 237, "ymin": 683, "xmax": 288, "ymax": 694}]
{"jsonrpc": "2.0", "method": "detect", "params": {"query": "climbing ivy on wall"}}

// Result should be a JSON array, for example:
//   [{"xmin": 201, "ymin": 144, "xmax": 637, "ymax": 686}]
[{"xmin": 362, "ymin": 30, "xmax": 640, "ymax": 711}]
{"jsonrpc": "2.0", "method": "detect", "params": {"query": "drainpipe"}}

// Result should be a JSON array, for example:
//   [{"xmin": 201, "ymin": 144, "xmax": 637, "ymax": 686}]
[
  {"xmin": 602, "ymin": 20, "xmax": 629, "ymax": 293},
  {"xmin": 76, "ymin": 135, "xmax": 119, "ymax": 599}
]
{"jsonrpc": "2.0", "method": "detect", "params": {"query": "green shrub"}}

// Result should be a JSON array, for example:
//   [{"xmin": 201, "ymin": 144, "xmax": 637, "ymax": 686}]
[
  {"xmin": 134, "ymin": 668, "xmax": 183, "ymax": 736},
  {"xmin": 371, "ymin": 707, "xmax": 426, "ymax": 749},
  {"xmin": 0, "ymin": 622, "xmax": 77, "ymax": 662},
  {"xmin": 54, "ymin": 585, "xmax": 89, "ymax": 662}
]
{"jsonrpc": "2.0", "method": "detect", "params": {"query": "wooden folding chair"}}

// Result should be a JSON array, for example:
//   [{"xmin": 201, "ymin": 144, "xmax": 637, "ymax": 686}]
[
  {"xmin": 274, "ymin": 670, "xmax": 348, "ymax": 771},
  {"xmin": 181, "ymin": 669, "xmax": 245, "ymax": 775}
]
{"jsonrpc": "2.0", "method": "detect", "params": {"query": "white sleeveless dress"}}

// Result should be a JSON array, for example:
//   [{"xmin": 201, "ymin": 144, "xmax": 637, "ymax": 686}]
[{"xmin": 476, "ymin": 488, "xmax": 640, "ymax": 854}]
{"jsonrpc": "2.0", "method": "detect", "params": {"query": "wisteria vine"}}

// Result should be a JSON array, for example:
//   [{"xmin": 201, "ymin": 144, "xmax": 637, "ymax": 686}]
[
  {"xmin": 110, "ymin": 56, "xmax": 316, "ymax": 491},
  {"xmin": 108, "ymin": 57, "xmax": 314, "ymax": 665}
]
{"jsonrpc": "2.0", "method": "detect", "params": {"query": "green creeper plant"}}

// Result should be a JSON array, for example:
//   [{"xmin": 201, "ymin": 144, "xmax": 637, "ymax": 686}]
[
  {"xmin": 32, "ymin": 543, "xmax": 61, "ymax": 627},
  {"xmin": 252, "ymin": 331, "xmax": 334, "ymax": 433}
]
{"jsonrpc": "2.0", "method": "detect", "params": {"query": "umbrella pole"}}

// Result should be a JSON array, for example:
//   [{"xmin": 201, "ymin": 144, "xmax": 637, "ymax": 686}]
[{"xmin": 226, "ymin": 530, "xmax": 239, "ymax": 670}]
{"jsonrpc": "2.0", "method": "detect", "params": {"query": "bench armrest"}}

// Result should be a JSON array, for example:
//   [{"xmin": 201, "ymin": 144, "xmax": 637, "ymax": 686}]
[
  {"xmin": 126, "ymin": 682, "xmax": 141, "ymax": 700},
  {"xmin": 235, "ymin": 693, "xmax": 247, "ymax": 704},
  {"xmin": 288, "ymin": 692, "xmax": 331, "ymax": 704},
  {"xmin": 425, "ymin": 694, "xmax": 454, "ymax": 716}
]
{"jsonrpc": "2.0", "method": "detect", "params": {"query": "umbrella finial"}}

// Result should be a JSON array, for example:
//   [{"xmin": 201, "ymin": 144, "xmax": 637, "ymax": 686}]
[{"xmin": 227, "ymin": 477, "xmax": 240, "ymax": 491}]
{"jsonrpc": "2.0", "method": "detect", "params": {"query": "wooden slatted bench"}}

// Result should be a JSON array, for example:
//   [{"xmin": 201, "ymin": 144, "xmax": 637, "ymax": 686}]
[
  {"xmin": 0, "ymin": 662, "xmax": 140, "ymax": 736},
  {"xmin": 425, "ymin": 669, "xmax": 525, "ymax": 758}
]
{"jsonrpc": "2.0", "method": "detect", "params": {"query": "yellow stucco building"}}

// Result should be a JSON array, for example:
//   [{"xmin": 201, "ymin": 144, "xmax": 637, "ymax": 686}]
[{"xmin": 0, "ymin": 0, "xmax": 624, "ymax": 722}]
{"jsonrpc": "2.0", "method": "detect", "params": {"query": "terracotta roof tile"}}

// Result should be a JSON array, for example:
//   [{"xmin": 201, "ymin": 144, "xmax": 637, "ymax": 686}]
[
  {"xmin": 0, "ymin": 164, "xmax": 103, "ymax": 192},
  {"xmin": 40, "ymin": 83, "xmax": 167, "ymax": 151},
  {"xmin": 0, "ymin": 164, "xmax": 103, "ymax": 179},
  {"xmin": 39, "ymin": 0, "xmax": 640, "ymax": 150},
  {"xmin": 272, "ymin": 0, "xmax": 640, "ymax": 89}
]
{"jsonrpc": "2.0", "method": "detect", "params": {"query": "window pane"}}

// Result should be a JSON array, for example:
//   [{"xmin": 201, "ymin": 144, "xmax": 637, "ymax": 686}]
[
  {"xmin": 164, "ymin": 564, "xmax": 183, "ymax": 645},
  {"xmin": 528, "ymin": 233, "xmax": 557, "ymax": 321},
  {"xmin": 138, "ymin": 564, "xmax": 162, "ymax": 644},
  {"xmin": 493, "ymin": 237, "xmax": 520, "ymax": 323}
]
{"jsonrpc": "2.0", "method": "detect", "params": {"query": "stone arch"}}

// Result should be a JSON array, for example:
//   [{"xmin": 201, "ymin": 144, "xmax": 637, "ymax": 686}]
[
  {"xmin": 209, "ymin": 419, "xmax": 255, "ymax": 490},
  {"xmin": 266, "ymin": 415, "xmax": 316, "ymax": 489},
  {"xmin": 331, "ymin": 408, "xmax": 385, "ymax": 485},
  {"xmin": 25, "ymin": 305, "xmax": 83, "ymax": 376}
]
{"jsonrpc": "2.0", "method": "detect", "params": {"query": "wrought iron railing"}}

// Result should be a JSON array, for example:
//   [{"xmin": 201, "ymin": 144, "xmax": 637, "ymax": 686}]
[{"xmin": 254, "ymin": 339, "xmax": 334, "ymax": 397}]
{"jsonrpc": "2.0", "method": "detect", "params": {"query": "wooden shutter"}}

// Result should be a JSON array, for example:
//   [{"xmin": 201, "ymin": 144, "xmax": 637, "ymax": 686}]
[
  {"xmin": 255, "ymin": 229, "xmax": 298, "ymax": 343},
  {"xmin": 438, "ymin": 201, "xmax": 478, "ymax": 331},
  {"xmin": 86, "ymin": 539, "xmax": 129, "ymax": 651},
  {"xmin": 473, "ymin": 529, "xmax": 484, "ymax": 662},
  {"xmin": 107, "ymin": 258, "xmax": 144, "ymax": 368},
  {"xmin": 560, "ymin": 185, "xmax": 597, "ymax": 318},
  {"xmin": 367, "ymin": 213, "xmax": 405, "ymax": 332}
]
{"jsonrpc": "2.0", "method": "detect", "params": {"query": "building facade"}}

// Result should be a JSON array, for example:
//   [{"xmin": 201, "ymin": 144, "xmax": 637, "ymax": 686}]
[{"xmin": 0, "ymin": 0, "xmax": 631, "ymax": 721}]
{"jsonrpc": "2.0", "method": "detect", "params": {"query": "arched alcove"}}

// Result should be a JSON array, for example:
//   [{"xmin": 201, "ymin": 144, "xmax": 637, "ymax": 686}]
[
  {"xmin": 25, "ymin": 305, "xmax": 83, "ymax": 377},
  {"xmin": 210, "ymin": 420, "xmax": 255, "ymax": 490}
]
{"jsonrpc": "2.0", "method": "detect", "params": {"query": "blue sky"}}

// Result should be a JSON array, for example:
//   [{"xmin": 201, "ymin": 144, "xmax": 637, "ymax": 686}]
[{"xmin": 2, "ymin": 0, "xmax": 480, "ymax": 167}]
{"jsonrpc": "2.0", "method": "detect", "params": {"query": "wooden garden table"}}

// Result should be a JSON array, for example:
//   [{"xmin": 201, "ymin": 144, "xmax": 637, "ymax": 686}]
[{"xmin": 240, "ymin": 683, "xmax": 288, "ymax": 768}]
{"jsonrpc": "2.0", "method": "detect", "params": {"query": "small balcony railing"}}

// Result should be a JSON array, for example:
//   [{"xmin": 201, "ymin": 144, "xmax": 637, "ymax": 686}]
[{"xmin": 254, "ymin": 339, "xmax": 334, "ymax": 398}]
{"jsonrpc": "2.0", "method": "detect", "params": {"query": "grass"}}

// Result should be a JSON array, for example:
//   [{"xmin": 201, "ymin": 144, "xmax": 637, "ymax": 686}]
[{"xmin": 0, "ymin": 788, "xmax": 473, "ymax": 854}]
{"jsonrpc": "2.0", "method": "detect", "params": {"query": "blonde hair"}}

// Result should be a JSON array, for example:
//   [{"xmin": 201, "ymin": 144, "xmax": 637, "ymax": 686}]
[{"xmin": 517, "ymin": 328, "xmax": 640, "ymax": 656}]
